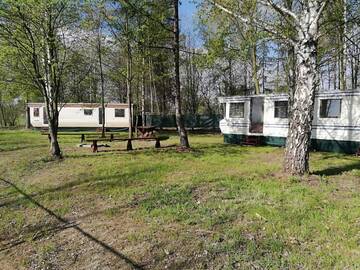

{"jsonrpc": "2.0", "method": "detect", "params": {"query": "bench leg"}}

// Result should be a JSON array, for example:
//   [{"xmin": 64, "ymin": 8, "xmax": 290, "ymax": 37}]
[
  {"xmin": 127, "ymin": 139, "xmax": 133, "ymax": 151},
  {"xmin": 155, "ymin": 139, "xmax": 160, "ymax": 148},
  {"xmin": 91, "ymin": 140, "xmax": 98, "ymax": 153},
  {"xmin": 80, "ymin": 134, "xmax": 85, "ymax": 143}
]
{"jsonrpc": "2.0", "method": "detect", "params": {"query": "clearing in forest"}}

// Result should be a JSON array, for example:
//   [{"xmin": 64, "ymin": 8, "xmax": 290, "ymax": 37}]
[{"xmin": 0, "ymin": 130, "xmax": 359, "ymax": 269}]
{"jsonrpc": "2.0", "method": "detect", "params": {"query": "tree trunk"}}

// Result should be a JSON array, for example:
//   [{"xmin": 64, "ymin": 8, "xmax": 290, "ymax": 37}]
[
  {"xmin": 286, "ymin": 45, "xmax": 296, "ymax": 108},
  {"xmin": 49, "ymin": 124, "xmax": 61, "ymax": 158},
  {"xmin": 356, "ymin": 63, "xmax": 359, "ymax": 88},
  {"xmin": 149, "ymin": 59, "xmax": 154, "ymax": 114},
  {"xmin": 25, "ymin": 105, "xmax": 31, "ymax": 129},
  {"xmin": 45, "ymin": 101, "xmax": 62, "ymax": 159},
  {"xmin": 251, "ymin": 44, "xmax": 260, "ymax": 95},
  {"xmin": 126, "ymin": 11, "xmax": 133, "ymax": 139},
  {"xmin": 141, "ymin": 56, "xmax": 146, "ymax": 127},
  {"xmin": 44, "ymin": 27, "xmax": 62, "ymax": 160},
  {"xmin": 97, "ymin": 27, "xmax": 106, "ymax": 137},
  {"xmin": 0, "ymin": 103, "xmax": 6, "ymax": 127},
  {"xmin": 339, "ymin": 0, "xmax": 347, "ymax": 91},
  {"xmin": 284, "ymin": 15, "xmax": 319, "ymax": 175},
  {"xmin": 173, "ymin": 0, "xmax": 190, "ymax": 148}
]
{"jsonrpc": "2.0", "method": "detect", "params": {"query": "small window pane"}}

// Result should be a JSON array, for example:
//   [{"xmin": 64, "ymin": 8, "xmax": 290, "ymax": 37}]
[
  {"xmin": 229, "ymin": 103, "xmax": 244, "ymax": 118},
  {"xmin": 320, "ymin": 99, "xmax": 341, "ymax": 118},
  {"xmin": 274, "ymin": 101, "xmax": 288, "ymax": 118},
  {"xmin": 84, "ymin": 109, "xmax": 93, "ymax": 116},
  {"xmin": 115, "ymin": 109, "xmax": 125, "ymax": 118},
  {"xmin": 33, "ymin": 107, "xmax": 39, "ymax": 117}
]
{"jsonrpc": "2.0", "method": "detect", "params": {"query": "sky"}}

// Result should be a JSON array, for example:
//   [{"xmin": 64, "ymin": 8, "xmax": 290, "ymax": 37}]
[{"xmin": 179, "ymin": 0, "xmax": 203, "ymax": 47}]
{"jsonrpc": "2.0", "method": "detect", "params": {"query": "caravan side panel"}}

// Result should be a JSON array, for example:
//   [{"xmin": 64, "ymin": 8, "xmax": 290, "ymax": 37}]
[
  {"xmin": 58, "ymin": 107, "xmax": 100, "ymax": 127},
  {"xmin": 29, "ymin": 105, "xmax": 46, "ymax": 128},
  {"xmin": 219, "ymin": 98, "xmax": 251, "ymax": 135},
  {"xmin": 28, "ymin": 103, "xmax": 130, "ymax": 129},
  {"xmin": 105, "ymin": 107, "xmax": 130, "ymax": 128},
  {"xmin": 312, "ymin": 93, "xmax": 360, "ymax": 142},
  {"xmin": 263, "ymin": 96, "xmax": 288, "ymax": 140}
]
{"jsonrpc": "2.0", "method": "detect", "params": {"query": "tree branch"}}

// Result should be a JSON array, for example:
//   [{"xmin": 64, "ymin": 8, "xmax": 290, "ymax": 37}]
[
  {"xmin": 259, "ymin": 0, "xmax": 298, "ymax": 21},
  {"xmin": 211, "ymin": 1, "xmax": 296, "ymax": 45}
]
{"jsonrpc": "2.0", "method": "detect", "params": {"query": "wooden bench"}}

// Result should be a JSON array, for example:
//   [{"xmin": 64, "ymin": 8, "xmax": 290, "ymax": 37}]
[
  {"xmin": 86, "ymin": 136, "xmax": 170, "ymax": 153},
  {"xmin": 41, "ymin": 132, "xmax": 121, "ymax": 143}
]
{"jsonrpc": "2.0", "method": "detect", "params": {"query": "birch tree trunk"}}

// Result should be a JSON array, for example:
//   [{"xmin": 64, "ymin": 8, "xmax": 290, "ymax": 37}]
[
  {"xmin": 43, "ymin": 41, "xmax": 61, "ymax": 159},
  {"xmin": 97, "ymin": 27, "xmax": 106, "ymax": 137},
  {"xmin": 335, "ymin": 0, "xmax": 347, "ymax": 91},
  {"xmin": 141, "ymin": 56, "xmax": 146, "ymax": 127},
  {"xmin": 149, "ymin": 59, "xmax": 154, "ymax": 114},
  {"xmin": 43, "ymin": 13, "xmax": 62, "ymax": 160},
  {"xmin": 125, "ymin": 11, "xmax": 133, "ymax": 139},
  {"xmin": 173, "ymin": 0, "xmax": 190, "ymax": 148},
  {"xmin": 251, "ymin": 44, "xmax": 261, "ymax": 95},
  {"xmin": 284, "ymin": 3, "xmax": 321, "ymax": 175}
]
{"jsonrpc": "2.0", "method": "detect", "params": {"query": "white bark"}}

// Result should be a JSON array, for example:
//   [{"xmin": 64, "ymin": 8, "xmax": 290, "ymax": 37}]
[{"xmin": 284, "ymin": 1, "xmax": 323, "ymax": 175}]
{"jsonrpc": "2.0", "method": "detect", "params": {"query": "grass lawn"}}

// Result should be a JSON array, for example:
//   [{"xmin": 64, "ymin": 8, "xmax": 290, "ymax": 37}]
[{"xmin": 0, "ymin": 130, "xmax": 359, "ymax": 269}]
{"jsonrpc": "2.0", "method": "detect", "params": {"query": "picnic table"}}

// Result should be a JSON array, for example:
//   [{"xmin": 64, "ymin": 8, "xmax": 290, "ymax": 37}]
[
  {"xmin": 86, "ymin": 135, "xmax": 169, "ymax": 153},
  {"xmin": 137, "ymin": 126, "xmax": 157, "ymax": 138},
  {"xmin": 41, "ymin": 131, "xmax": 122, "ymax": 143}
]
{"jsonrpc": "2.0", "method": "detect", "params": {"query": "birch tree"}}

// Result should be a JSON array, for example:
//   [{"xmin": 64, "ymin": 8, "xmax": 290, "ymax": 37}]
[
  {"xmin": 213, "ymin": 0, "xmax": 329, "ymax": 175},
  {"xmin": 0, "ymin": 0, "xmax": 78, "ymax": 159}
]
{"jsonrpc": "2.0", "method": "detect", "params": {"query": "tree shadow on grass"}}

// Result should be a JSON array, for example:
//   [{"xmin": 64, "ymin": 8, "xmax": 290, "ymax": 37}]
[
  {"xmin": 0, "ymin": 178, "xmax": 145, "ymax": 270},
  {"xmin": 0, "ymin": 165, "xmax": 164, "ymax": 209},
  {"xmin": 0, "ymin": 221, "xmax": 77, "ymax": 252},
  {"xmin": 312, "ymin": 161, "xmax": 360, "ymax": 176}
]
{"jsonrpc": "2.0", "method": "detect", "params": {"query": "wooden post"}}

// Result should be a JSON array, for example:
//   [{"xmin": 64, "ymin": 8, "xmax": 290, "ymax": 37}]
[
  {"xmin": 92, "ymin": 140, "xmax": 98, "ymax": 153},
  {"xmin": 155, "ymin": 138, "xmax": 160, "ymax": 148},
  {"xmin": 80, "ymin": 134, "xmax": 85, "ymax": 143},
  {"xmin": 110, "ymin": 134, "xmax": 114, "ymax": 141},
  {"xmin": 127, "ymin": 139, "xmax": 133, "ymax": 151}
]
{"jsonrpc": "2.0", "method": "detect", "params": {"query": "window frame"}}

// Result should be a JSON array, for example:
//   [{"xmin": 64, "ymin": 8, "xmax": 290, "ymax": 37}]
[
  {"xmin": 84, "ymin": 109, "xmax": 93, "ymax": 116},
  {"xmin": 274, "ymin": 100, "xmax": 288, "ymax": 119},
  {"xmin": 229, "ymin": 102, "xmax": 245, "ymax": 119},
  {"xmin": 319, "ymin": 99, "xmax": 342, "ymax": 119},
  {"xmin": 33, "ymin": 107, "xmax": 40, "ymax": 117},
  {"xmin": 114, "ymin": 108, "xmax": 125, "ymax": 118}
]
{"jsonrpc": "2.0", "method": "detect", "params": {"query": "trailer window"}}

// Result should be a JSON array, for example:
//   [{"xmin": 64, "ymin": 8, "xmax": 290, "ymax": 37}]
[
  {"xmin": 274, "ymin": 101, "xmax": 288, "ymax": 118},
  {"xmin": 115, "ymin": 109, "xmax": 125, "ymax": 118},
  {"xmin": 320, "ymin": 99, "xmax": 341, "ymax": 118},
  {"xmin": 84, "ymin": 109, "xmax": 93, "ymax": 116},
  {"xmin": 33, "ymin": 107, "xmax": 39, "ymax": 117},
  {"xmin": 229, "ymin": 103, "xmax": 244, "ymax": 118}
]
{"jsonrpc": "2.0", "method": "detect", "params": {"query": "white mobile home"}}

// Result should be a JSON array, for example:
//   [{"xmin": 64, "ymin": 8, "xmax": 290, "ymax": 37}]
[
  {"xmin": 28, "ymin": 103, "xmax": 131, "ymax": 129},
  {"xmin": 219, "ymin": 91, "xmax": 360, "ymax": 154}
]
